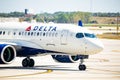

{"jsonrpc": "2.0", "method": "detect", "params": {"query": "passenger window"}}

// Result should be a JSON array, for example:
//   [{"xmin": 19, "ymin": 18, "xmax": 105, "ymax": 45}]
[
  {"xmin": 13, "ymin": 32, "xmax": 16, "ymax": 35},
  {"xmin": 0, "ymin": 31, "xmax": 2, "ymax": 35},
  {"xmin": 25, "ymin": 32, "xmax": 27, "ymax": 35},
  {"xmin": 37, "ymin": 32, "xmax": 39, "ymax": 36},
  {"xmin": 49, "ymin": 32, "xmax": 51, "ymax": 37},
  {"xmin": 46, "ymin": 32, "xmax": 48, "ymax": 37},
  {"xmin": 76, "ymin": 33, "xmax": 84, "ymax": 38},
  {"xmin": 52, "ymin": 32, "xmax": 54, "ymax": 37},
  {"xmin": 28, "ymin": 32, "xmax": 30, "ymax": 36},
  {"xmin": 19, "ymin": 32, "xmax": 21, "ymax": 35},
  {"xmin": 40, "ymin": 32, "xmax": 42, "ymax": 36},
  {"xmin": 43, "ymin": 33, "xmax": 45, "ymax": 36},
  {"xmin": 8, "ymin": 31, "xmax": 10, "ymax": 35},
  {"xmin": 31, "ymin": 32, "xmax": 33, "ymax": 36},
  {"xmin": 3, "ymin": 31, "xmax": 5, "ymax": 35},
  {"xmin": 34, "ymin": 32, "xmax": 36, "ymax": 36},
  {"xmin": 55, "ymin": 33, "xmax": 58, "ymax": 37},
  {"xmin": 22, "ymin": 32, "xmax": 24, "ymax": 35}
]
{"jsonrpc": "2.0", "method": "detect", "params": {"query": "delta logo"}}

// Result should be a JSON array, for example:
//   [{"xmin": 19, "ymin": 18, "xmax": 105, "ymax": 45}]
[
  {"xmin": 25, "ymin": 26, "xmax": 31, "ymax": 31},
  {"xmin": 26, "ymin": 26, "xmax": 57, "ymax": 31}
]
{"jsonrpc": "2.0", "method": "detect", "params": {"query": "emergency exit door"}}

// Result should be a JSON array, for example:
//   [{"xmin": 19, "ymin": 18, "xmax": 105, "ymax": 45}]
[{"xmin": 61, "ymin": 30, "xmax": 68, "ymax": 45}]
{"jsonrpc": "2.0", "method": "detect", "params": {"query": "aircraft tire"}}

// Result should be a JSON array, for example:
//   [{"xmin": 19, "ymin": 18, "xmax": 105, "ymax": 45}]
[
  {"xmin": 22, "ymin": 58, "xmax": 35, "ymax": 67},
  {"xmin": 28, "ymin": 59, "xmax": 35, "ymax": 67},
  {"xmin": 78, "ymin": 64, "xmax": 86, "ymax": 71},
  {"xmin": 22, "ymin": 58, "xmax": 29, "ymax": 67}
]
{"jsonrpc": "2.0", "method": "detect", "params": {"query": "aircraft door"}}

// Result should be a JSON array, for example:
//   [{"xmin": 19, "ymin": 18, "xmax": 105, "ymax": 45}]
[{"xmin": 60, "ymin": 30, "xmax": 68, "ymax": 45}]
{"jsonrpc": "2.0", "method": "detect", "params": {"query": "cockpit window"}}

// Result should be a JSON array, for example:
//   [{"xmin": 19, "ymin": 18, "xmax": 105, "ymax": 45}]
[
  {"xmin": 84, "ymin": 33, "xmax": 96, "ymax": 38},
  {"xmin": 76, "ymin": 33, "xmax": 84, "ymax": 38}
]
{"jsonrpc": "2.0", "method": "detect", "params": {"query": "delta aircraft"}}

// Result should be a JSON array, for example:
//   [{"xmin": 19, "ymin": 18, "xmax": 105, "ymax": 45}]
[{"xmin": 0, "ymin": 21, "xmax": 104, "ymax": 70}]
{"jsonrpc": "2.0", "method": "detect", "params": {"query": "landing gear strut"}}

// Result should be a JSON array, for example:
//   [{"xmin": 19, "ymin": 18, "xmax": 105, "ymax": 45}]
[
  {"xmin": 22, "ymin": 57, "xmax": 35, "ymax": 67},
  {"xmin": 78, "ymin": 55, "xmax": 88, "ymax": 71},
  {"xmin": 78, "ymin": 59, "xmax": 86, "ymax": 71}
]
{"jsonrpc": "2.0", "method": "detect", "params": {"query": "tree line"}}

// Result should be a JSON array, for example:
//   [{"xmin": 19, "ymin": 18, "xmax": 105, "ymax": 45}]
[
  {"xmin": 0, "ymin": 11, "xmax": 119, "ymax": 23},
  {"xmin": 93, "ymin": 12, "xmax": 119, "ymax": 17},
  {"xmin": 35, "ymin": 12, "xmax": 91, "ymax": 23}
]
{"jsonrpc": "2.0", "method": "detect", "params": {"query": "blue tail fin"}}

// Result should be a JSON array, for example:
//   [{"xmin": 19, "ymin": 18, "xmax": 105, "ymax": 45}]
[{"xmin": 78, "ymin": 20, "xmax": 83, "ymax": 27}]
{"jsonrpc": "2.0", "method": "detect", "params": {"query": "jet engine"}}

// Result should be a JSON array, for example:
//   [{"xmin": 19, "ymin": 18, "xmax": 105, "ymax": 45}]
[
  {"xmin": 51, "ymin": 55, "xmax": 79, "ymax": 63},
  {"xmin": 0, "ymin": 44, "xmax": 16, "ymax": 64}
]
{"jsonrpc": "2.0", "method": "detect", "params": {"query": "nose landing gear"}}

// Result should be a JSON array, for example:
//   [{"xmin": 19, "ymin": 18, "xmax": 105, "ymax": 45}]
[
  {"xmin": 78, "ymin": 55, "xmax": 88, "ymax": 71},
  {"xmin": 78, "ymin": 59, "xmax": 86, "ymax": 70}
]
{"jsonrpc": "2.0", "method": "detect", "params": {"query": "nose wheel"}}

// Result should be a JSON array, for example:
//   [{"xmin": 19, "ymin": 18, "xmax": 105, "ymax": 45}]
[
  {"xmin": 79, "ymin": 64, "xmax": 86, "ymax": 71},
  {"xmin": 78, "ymin": 59, "xmax": 86, "ymax": 71},
  {"xmin": 22, "ymin": 57, "xmax": 35, "ymax": 67}
]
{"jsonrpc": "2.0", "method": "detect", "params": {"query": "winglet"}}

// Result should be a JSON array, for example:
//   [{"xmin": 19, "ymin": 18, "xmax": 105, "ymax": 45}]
[{"xmin": 78, "ymin": 20, "xmax": 83, "ymax": 27}]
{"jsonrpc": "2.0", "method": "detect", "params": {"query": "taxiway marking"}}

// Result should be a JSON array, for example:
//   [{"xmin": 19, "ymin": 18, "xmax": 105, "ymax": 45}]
[{"xmin": 0, "ymin": 69, "xmax": 53, "ymax": 78}]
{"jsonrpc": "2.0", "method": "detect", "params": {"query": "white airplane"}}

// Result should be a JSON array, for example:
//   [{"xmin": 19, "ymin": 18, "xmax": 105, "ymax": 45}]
[{"xmin": 0, "ymin": 21, "xmax": 104, "ymax": 70}]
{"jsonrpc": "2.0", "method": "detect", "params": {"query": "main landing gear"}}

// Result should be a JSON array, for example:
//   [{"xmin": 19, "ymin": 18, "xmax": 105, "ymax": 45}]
[{"xmin": 22, "ymin": 57, "xmax": 35, "ymax": 67}]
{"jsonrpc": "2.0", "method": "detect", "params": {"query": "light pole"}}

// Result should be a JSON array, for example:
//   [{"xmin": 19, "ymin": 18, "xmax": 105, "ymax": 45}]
[{"xmin": 116, "ymin": 12, "xmax": 119, "ymax": 35}]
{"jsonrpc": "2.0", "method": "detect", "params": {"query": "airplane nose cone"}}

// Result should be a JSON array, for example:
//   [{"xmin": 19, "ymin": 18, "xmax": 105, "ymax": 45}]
[
  {"xmin": 95, "ymin": 42, "xmax": 104, "ymax": 52},
  {"xmin": 86, "ymin": 39, "xmax": 104, "ymax": 55}
]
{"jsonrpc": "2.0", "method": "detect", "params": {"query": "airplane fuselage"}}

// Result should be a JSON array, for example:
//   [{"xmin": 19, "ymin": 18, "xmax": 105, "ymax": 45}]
[
  {"xmin": 0, "ymin": 22, "xmax": 103, "ymax": 56},
  {"xmin": 0, "ymin": 22, "xmax": 104, "ymax": 70}
]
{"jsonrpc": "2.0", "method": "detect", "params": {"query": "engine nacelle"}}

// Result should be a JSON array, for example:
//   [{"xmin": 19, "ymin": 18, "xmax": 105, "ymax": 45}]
[
  {"xmin": 0, "ymin": 44, "xmax": 16, "ymax": 64},
  {"xmin": 51, "ymin": 55, "xmax": 79, "ymax": 63}
]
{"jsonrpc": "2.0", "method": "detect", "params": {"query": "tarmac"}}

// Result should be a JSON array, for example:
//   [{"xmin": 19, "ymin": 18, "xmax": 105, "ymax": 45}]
[{"xmin": 0, "ymin": 39, "xmax": 120, "ymax": 80}]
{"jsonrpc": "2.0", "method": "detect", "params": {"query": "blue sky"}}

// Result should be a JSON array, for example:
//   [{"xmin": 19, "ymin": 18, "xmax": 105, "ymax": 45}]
[{"xmin": 0, "ymin": 0, "xmax": 120, "ymax": 13}]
